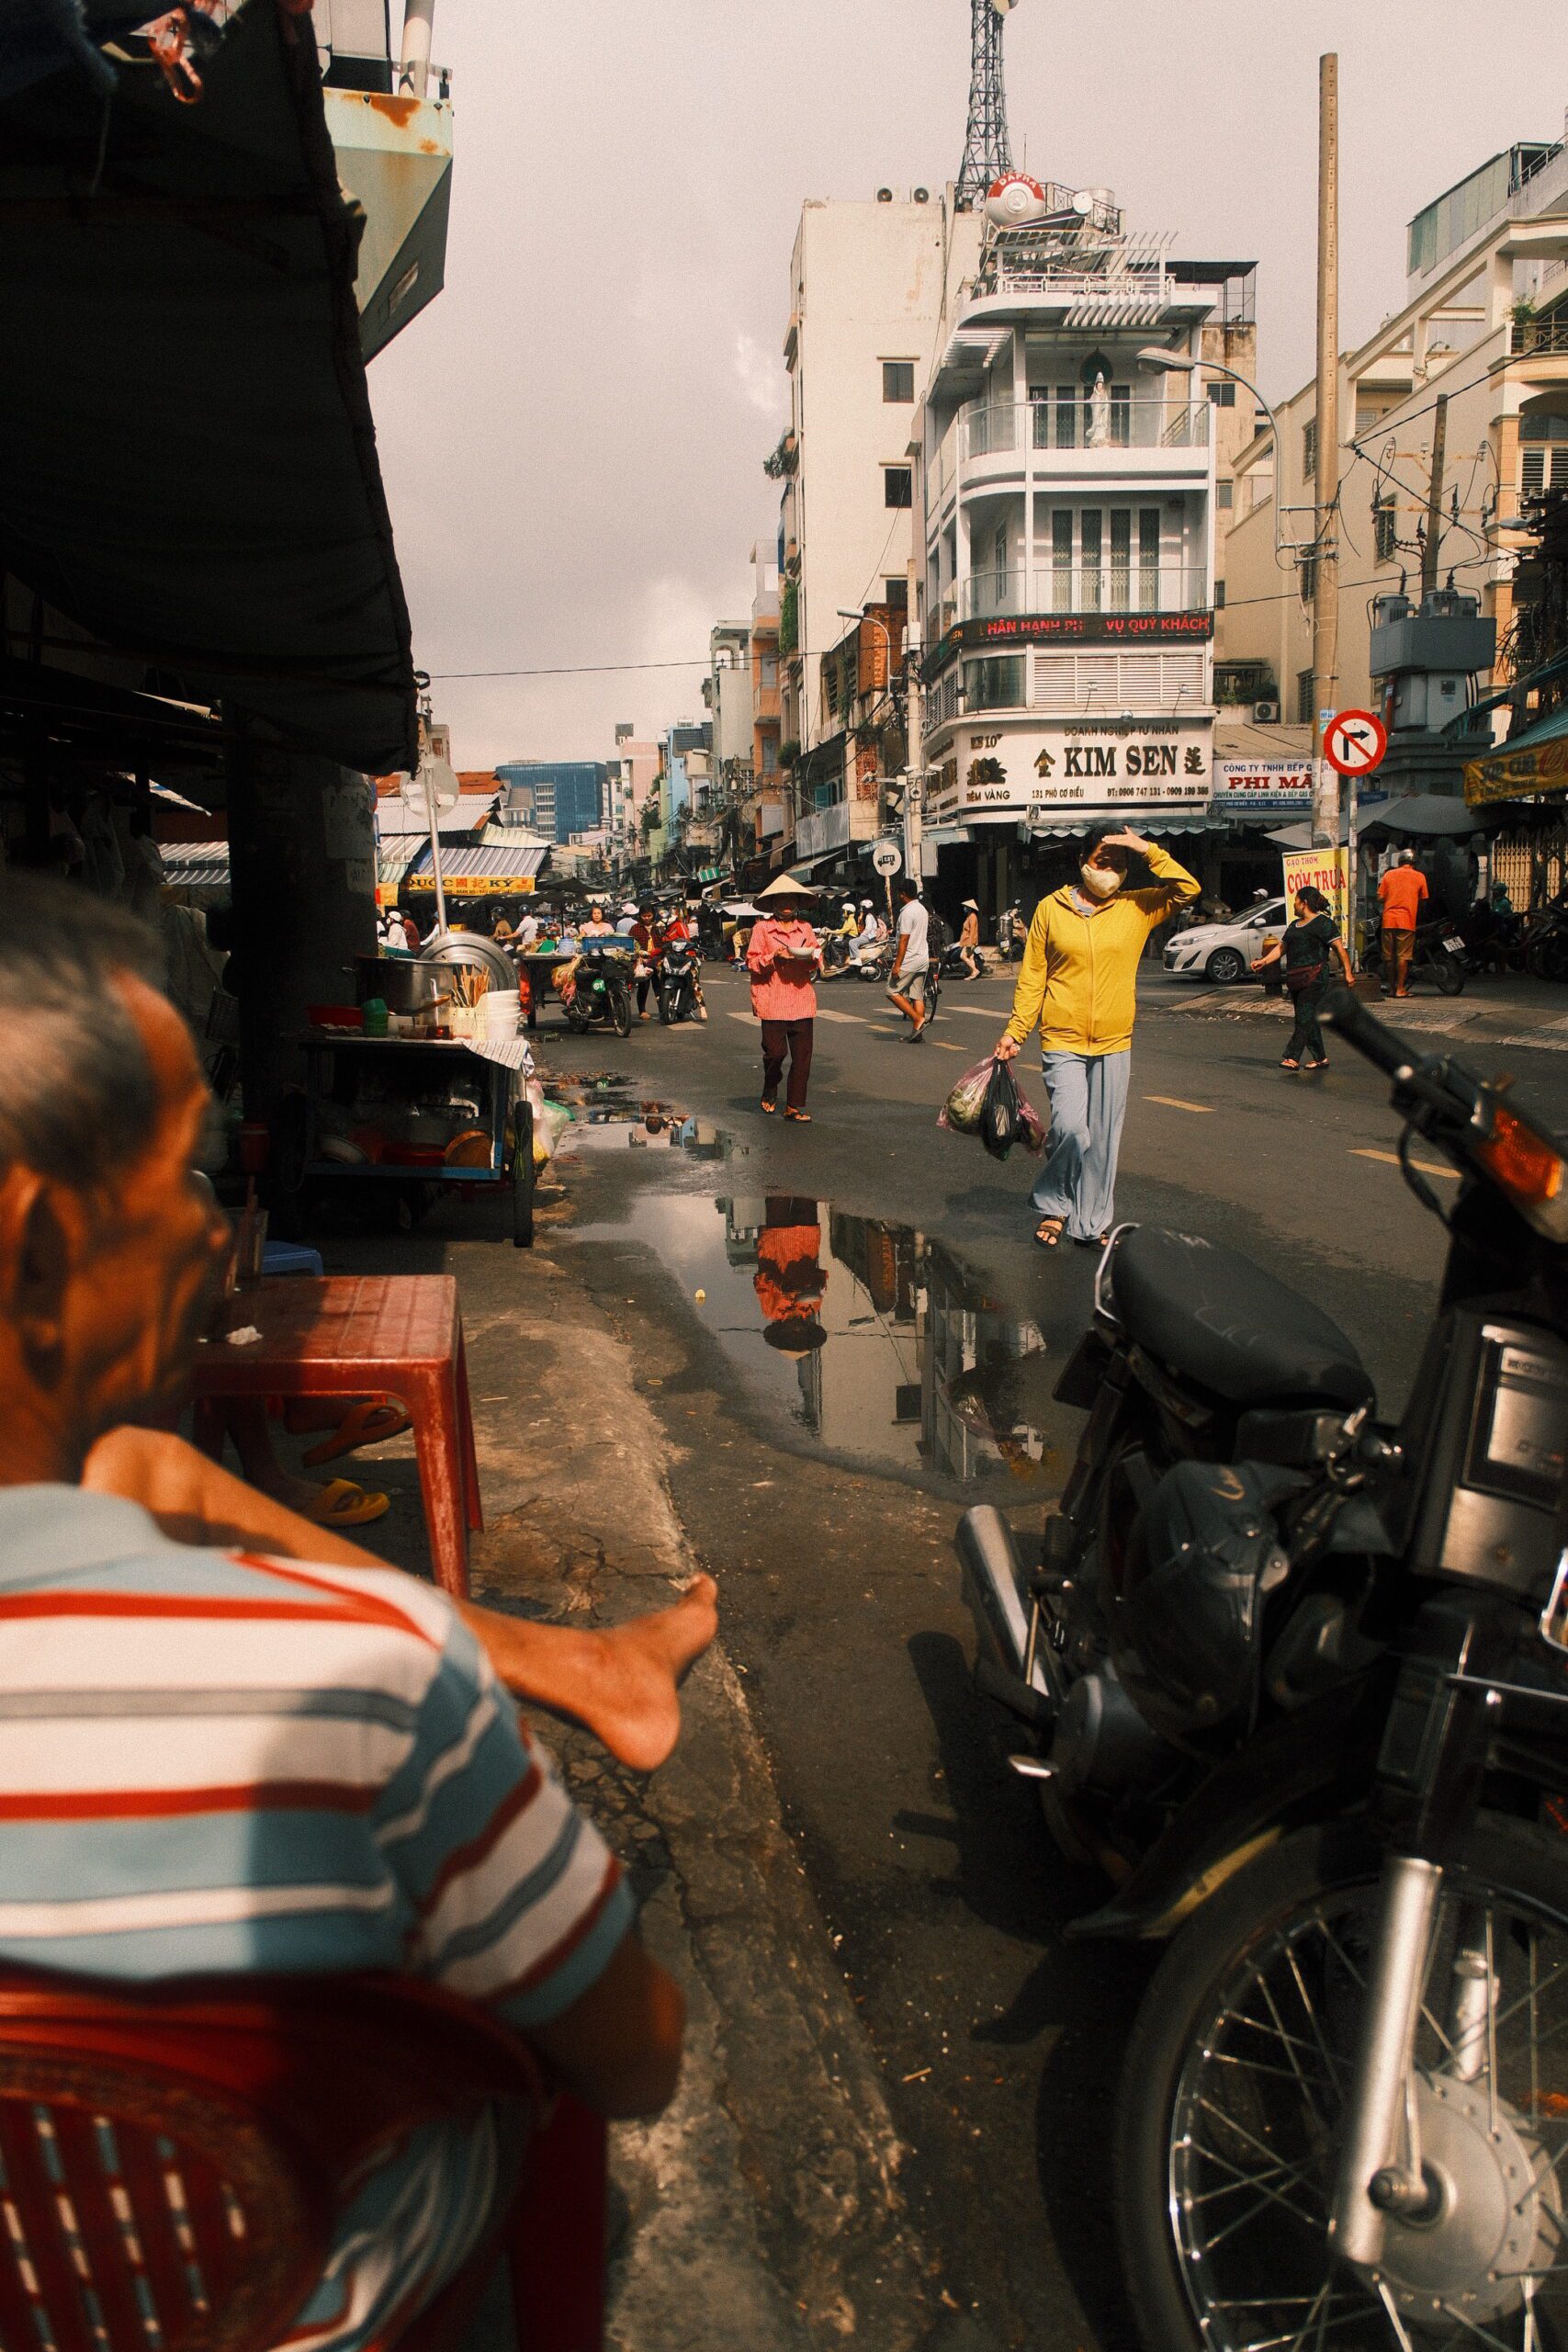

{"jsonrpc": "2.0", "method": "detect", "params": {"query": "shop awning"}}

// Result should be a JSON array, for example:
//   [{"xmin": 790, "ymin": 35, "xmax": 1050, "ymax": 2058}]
[
  {"xmin": 402, "ymin": 842, "xmax": 549, "ymax": 893},
  {"xmin": 1465, "ymin": 703, "xmax": 1568, "ymax": 807},
  {"xmin": 0, "ymin": 1, "xmax": 416, "ymax": 775},
  {"xmin": 1027, "ymin": 814, "xmax": 1235, "ymax": 842}
]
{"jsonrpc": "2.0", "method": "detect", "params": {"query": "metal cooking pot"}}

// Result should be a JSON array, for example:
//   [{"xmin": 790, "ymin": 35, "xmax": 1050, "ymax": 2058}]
[
  {"xmin": 418, "ymin": 931, "xmax": 518, "ymax": 991},
  {"xmin": 352, "ymin": 955, "xmax": 448, "ymax": 1013}
]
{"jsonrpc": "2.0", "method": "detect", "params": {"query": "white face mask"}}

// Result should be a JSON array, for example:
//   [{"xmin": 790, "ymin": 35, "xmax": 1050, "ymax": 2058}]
[{"xmin": 1078, "ymin": 862, "xmax": 1123, "ymax": 900}]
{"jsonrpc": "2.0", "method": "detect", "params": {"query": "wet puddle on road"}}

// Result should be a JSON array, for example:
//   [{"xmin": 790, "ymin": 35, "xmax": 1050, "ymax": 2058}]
[{"xmin": 567, "ymin": 1173, "xmax": 1056, "ymax": 1497}]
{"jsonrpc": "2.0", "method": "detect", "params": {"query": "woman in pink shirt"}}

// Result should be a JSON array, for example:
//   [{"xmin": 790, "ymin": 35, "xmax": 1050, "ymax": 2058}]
[{"xmin": 746, "ymin": 874, "xmax": 822, "ymax": 1121}]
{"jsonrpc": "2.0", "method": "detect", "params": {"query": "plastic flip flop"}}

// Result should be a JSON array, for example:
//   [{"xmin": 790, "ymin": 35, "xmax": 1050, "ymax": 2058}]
[
  {"xmin": 301, "ymin": 1478, "xmax": 390, "ymax": 1529},
  {"xmin": 298, "ymin": 1397, "xmax": 411, "ymax": 1466}
]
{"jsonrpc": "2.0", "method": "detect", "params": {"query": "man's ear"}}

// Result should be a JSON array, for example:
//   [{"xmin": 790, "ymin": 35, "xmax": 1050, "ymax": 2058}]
[{"xmin": 0, "ymin": 1169, "xmax": 74, "ymax": 1367}]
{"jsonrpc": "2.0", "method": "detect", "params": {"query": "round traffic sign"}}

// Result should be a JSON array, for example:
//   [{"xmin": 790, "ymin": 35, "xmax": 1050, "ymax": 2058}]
[
  {"xmin": 872, "ymin": 839, "xmax": 903, "ymax": 876},
  {"xmin": 1324, "ymin": 708, "xmax": 1388, "ymax": 779}
]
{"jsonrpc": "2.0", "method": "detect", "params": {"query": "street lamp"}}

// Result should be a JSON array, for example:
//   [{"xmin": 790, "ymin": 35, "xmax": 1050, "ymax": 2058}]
[{"xmin": 1136, "ymin": 348, "xmax": 1308, "ymax": 564}]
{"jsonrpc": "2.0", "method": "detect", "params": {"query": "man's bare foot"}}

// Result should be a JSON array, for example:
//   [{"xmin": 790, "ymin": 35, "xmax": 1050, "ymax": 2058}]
[{"xmin": 582, "ymin": 1576, "xmax": 719, "ymax": 1772}]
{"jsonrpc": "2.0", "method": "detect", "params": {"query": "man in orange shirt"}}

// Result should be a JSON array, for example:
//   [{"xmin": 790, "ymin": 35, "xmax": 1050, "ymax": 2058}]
[{"xmin": 1378, "ymin": 849, "xmax": 1428, "ymax": 998}]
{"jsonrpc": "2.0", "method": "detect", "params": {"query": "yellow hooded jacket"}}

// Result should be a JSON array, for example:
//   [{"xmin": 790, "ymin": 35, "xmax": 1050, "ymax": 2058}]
[{"xmin": 1004, "ymin": 842, "xmax": 1200, "ymax": 1057}]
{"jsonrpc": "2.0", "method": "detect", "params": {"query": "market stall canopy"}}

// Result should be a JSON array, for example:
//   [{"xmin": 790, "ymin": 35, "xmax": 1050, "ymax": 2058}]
[
  {"xmin": 402, "ymin": 841, "xmax": 550, "ymax": 896},
  {"xmin": 0, "ymin": 0, "xmax": 416, "ymax": 775},
  {"xmin": 1465, "ymin": 703, "xmax": 1568, "ymax": 808}
]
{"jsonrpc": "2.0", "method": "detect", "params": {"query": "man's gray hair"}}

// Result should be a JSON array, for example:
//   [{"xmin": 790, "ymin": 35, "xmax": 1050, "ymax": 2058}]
[{"xmin": 0, "ymin": 875, "xmax": 168, "ymax": 1190}]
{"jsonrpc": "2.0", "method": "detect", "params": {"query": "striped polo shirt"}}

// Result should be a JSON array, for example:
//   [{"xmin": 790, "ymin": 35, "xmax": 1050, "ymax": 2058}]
[{"xmin": 0, "ymin": 1487, "xmax": 635, "ymax": 2352}]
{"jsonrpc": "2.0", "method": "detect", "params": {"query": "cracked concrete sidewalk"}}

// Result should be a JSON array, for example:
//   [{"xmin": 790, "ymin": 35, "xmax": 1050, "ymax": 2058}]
[{"xmin": 347, "ymin": 1228, "xmax": 934, "ymax": 2351}]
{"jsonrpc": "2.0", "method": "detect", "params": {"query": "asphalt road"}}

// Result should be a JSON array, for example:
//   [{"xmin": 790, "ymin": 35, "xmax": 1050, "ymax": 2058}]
[{"xmin": 537, "ymin": 965, "xmax": 1568, "ymax": 2352}]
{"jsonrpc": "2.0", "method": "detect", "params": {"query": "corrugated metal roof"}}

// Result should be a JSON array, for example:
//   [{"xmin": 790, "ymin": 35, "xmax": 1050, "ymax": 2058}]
[
  {"xmin": 402, "ymin": 842, "xmax": 549, "ymax": 886},
  {"xmin": 374, "ymin": 796, "xmax": 491, "ymax": 838},
  {"xmin": 160, "ymin": 842, "xmax": 229, "ymax": 888}
]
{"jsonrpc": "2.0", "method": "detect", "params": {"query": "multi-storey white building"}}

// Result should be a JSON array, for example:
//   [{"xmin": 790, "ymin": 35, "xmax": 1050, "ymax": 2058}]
[
  {"xmin": 776, "ymin": 191, "xmax": 984, "ymax": 785},
  {"xmin": 915, "ymin": 184, "xmax": 1254, "ymax": 919}
]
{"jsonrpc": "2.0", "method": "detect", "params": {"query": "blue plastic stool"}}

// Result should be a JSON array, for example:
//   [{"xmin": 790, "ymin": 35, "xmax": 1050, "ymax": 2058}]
[{"xmin": 262, "ymin": 1240, "xmax": 324, "ymax": 1280}]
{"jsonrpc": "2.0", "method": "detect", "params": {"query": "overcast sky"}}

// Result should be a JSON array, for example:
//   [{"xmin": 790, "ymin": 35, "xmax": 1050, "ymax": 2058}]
[{"xmin": 367, "ymin": 0, "xmax": 1563, "ymax": 768}]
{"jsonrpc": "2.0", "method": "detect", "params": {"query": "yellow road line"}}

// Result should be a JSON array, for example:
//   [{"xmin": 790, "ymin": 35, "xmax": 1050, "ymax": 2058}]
[
  {"xmin": 1144, "ymin": 1094, "xmax": 1214, "ymax": 1114},
  {"xmin": 1351, "ymin": 1148, "xmax": 1460, "ymax": 1182}
]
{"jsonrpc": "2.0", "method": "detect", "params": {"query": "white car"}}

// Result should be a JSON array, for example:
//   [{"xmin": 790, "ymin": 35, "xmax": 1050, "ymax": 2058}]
[{"xmin": 1162, "ymin": 897, "xmax": 1288, "ymax": 986}]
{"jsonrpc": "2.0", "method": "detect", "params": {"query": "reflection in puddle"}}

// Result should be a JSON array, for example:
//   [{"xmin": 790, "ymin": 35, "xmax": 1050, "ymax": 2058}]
[
  {"xmin": 557, "ymin": 1099, "xmax": 728, "ymax": 1161},
  {"xmin": 579, "ymin": 1188, "xmax": 1055, "ymax": 1492}
]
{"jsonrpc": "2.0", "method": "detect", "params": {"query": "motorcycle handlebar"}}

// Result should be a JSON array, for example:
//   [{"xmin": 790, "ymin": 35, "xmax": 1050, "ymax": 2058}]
[{"xmin": 1325, "ymin": 987, "xmax": 1419, "ymax": 1080}]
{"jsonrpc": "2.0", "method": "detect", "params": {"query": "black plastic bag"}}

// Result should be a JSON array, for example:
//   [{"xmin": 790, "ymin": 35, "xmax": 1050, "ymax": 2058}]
[{"xmin": 980, "ymin": 1057, "xmax": 1026, "ymax": 1159}]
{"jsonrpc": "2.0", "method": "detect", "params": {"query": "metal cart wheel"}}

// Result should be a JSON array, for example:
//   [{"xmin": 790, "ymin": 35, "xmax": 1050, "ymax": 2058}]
[{"xmin": 512, "ymin": 1101, "xmax": 535, "ymax": 1250}]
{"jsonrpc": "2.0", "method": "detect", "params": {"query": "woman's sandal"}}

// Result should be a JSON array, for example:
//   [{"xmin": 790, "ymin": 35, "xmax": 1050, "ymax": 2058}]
[
  {"xmin": 1034, "ymin": 1217, "xmax": 1066, "ymax": 1249},
  {"xmin": 291, "ymin": 1396, "xmax": 411, "ymax": 1467},
  {"xmin": 784, "ymin": 1107, "xmax": 812, "ymax": 1123},
  {"xmin": 301, "ymin": 1478, "xmax": 390, "ymax": 1529},
  {"xmin": 761, "ymin": 1097, "xmax": 777, "ymax": 1114},
  {"xmin": 1280, "ymin": 1057, "xmax": 1301, "ymax": 1070}
]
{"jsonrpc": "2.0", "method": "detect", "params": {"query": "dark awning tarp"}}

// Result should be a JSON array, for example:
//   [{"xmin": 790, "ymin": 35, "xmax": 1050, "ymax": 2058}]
[
  {"xmin": 0, "ymin": 0, "xmax": 417, "ymax": 774},
  {"xmin": 1358, "ymin": 792, "xmax": 1485, "ymax": 839}
]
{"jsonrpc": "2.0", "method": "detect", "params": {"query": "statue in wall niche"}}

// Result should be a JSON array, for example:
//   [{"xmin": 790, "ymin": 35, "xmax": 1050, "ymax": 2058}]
[{"xmin": 1088, "ymin": 370, "xmax": 1111, "ymax": 448}]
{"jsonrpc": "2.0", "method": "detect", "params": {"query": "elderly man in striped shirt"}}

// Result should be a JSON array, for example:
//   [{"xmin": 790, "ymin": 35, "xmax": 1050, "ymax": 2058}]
[{"xmin": 0, "ymin": 879, "xmax": 714, "ymax": 2350}]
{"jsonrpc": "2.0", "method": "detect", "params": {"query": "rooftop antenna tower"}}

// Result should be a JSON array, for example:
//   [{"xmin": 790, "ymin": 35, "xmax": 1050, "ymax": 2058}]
[{"xmin": 956, "ymin": 0, "xmax": 1019, "ymax": 209}]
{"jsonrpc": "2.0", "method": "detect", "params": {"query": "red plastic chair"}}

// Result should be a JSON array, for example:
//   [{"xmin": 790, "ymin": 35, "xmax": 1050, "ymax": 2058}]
[{"xmin": 0, "ymin": 1968, "xmax": 608, "ymax": 2352}]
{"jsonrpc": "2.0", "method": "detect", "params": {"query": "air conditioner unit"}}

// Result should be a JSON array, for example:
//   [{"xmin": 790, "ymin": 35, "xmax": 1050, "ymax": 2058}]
[{"xmin": 1252, "ymin": 700, "xmax": 1280, "ymax": 724}]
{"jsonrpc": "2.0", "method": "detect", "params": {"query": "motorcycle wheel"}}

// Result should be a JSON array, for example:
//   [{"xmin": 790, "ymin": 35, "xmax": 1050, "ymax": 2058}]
[
  {"xmin": 658, "ymin": 984, "xmax": 674, "ymax": 1024},
  {"xmin": 565, "ymin": 1000, "xmax": 589, "ymax": 1034},
  {"xmin": 1116, "ymin": 1816, "xmax": 1568, "ymax": 2352},
  {"xmin": 610, "ymin": 982, "xmax": 632, "ymax": 1038},
  {"xmin": 1429, "ymin": 949, "xmax": 1466, "ymax": 997}
]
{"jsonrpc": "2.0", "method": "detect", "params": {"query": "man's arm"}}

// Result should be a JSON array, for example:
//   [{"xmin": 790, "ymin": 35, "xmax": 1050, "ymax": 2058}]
[
  {"xmin": 83, "ymin": 1429, "xmax": 716, "ymax": 1773},
  {"xmin": 529, "ymin": 1932, "xmax": 685, "ymax": 2117},
  {"xmin": 995, "ymin": 903, "xmax": 1048, "ymax": 1060}
]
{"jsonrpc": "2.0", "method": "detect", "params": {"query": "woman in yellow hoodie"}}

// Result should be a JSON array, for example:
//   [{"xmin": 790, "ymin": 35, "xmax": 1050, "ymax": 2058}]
[{"xmin": 994, "ymin": 825, "xmax": 1199, "ymax": 1249}]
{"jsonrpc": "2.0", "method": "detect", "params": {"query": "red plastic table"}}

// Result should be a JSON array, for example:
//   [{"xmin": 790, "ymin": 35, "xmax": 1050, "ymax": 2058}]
[{"xmin": 190, "ymin": 1276, "xmax": 482, "ymax": 1598}]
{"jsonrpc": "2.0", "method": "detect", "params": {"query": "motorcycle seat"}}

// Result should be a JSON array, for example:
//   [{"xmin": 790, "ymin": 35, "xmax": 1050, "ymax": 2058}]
[{"xmin": 1108, "ymin": 1227, "xmax": 1373, "ymax": 1410}]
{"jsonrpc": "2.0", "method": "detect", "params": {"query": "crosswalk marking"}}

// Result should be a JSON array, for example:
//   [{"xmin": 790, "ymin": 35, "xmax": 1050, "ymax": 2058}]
[
  {"xmin": 1351, "ymin": 1148, "xmax": 1460, "ymax": 1181},
  {"xmin": 1144, "ymin": 1094, "xmax": 1213, "ymax": 1114}
]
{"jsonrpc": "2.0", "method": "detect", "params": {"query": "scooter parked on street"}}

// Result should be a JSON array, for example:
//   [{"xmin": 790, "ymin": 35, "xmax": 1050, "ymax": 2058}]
[
  {"xmin": 956, "ymin": 991, "xmax": 1568, "ymax": 2349},
  {"xmin": 996, "ymin": 902, "xmax": 1027, "ymax": 962}
]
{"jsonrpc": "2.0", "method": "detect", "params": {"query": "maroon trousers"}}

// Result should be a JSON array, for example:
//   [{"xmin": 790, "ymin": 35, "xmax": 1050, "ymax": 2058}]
[{"xmin": 761, "ymin": 1018, "xmax": 814, "ymax": 1110}]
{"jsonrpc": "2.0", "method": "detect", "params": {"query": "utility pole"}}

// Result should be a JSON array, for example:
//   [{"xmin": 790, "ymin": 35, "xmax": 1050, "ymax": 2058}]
[
  {"xmin": 1421, "ymin": 391, "xmax": 1449, "ymax": 595},
  {"xmin": 1310, "ymin": 52, "xmax": 1341, "ymax": 852}
]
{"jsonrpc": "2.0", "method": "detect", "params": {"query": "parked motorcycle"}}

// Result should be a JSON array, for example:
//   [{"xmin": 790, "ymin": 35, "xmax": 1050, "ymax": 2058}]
[
  {"xmin": 1359, "ymin": 919, "xmax": 1469, "ymax": 996},
  {"xmin": 564, "ymin": 945, "xmax": 632, "ymax": 1036},
  {"xmin": 939, "ymin": 940, "xmax": 987, "ymax": 981},
  {"xmin": 957, "ymin": 990, "xmax": 1568, "ymax": 2348},
  {"xmin": 996, "ymin": 902, "xmax": 1027, "ymax": 962},
  {"xmin": 656, "ymin": 940, "xmax": 703, "ymax": 1024}
]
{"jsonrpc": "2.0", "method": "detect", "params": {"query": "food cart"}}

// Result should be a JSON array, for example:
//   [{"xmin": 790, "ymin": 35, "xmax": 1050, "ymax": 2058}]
[{"xmin": 278, "ymin": 936, "xmax": 536, "ymax": 1246}]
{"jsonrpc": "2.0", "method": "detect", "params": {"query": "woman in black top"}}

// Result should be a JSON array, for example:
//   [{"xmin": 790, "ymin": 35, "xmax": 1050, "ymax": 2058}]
[{"xmin": 1252, "ymin": 886, "xmax": 1355, "ymax": 1070}]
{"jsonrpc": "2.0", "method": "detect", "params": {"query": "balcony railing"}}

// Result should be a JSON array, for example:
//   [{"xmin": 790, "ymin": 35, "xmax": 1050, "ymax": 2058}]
[
  {"xmin": 1512, "ymin": 317, "xmax": 1568, "ymax": 356},
  {"xmin": 963, "ymin": 397, "xmax": 1210, "ymax": 460},
  {"xmin": 958, "ymin": 565, "xmax": 1209, "ymax": 620}
]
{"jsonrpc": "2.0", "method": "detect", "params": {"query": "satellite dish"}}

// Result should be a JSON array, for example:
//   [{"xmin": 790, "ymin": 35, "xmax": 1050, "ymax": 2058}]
[
  {"xmin": 1071, "ymin": 188, "xmax": 1096, "ymax": 217},
  {"xmin": 990, "ymin": 0, "xmax": 1020, "ymax": 13}
]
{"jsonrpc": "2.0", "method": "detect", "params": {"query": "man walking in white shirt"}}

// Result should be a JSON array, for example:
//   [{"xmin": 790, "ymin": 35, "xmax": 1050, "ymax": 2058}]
[{"xmin": 887, "ymin": 878, "xmax": 931, "ymax": 1043}]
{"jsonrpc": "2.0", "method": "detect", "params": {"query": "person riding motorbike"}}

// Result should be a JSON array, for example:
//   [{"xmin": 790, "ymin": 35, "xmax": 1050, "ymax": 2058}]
[{"xmin": 850, "ymin": 900, "xmax": 885, "ymax": 970}]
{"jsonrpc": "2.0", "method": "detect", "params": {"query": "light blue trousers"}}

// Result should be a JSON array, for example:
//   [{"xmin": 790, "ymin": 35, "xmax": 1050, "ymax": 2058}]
[{"xmin": 1031, "ymin": 1049, "xmax": 1131, "ymax": 1240}]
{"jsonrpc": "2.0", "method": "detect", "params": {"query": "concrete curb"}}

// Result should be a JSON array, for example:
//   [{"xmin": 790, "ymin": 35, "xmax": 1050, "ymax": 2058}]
[
  {"xmin": 451, "ymin": 1245, "xmax": 931, "ymax": 2351},
  {"xmin": 1145, "ymin": 984, "xmax": 1568, "ymax": 1051}
]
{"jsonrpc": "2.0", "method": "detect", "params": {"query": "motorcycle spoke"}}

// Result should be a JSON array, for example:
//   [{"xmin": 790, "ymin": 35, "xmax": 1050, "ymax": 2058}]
[
  {"xmin": 1186, "ymin": 2140, "xmax": 1323, "ymax": 2227},
  {"xmin": 1372, "ymin": 2280, "xmax": 1417, "ymax": 2351}
]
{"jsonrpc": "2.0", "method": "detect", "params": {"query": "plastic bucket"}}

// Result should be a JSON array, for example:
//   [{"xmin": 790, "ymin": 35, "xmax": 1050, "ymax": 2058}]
[{"xmin": 484, "ymin": 989, "xmax": 521, "ymax": 1037}]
